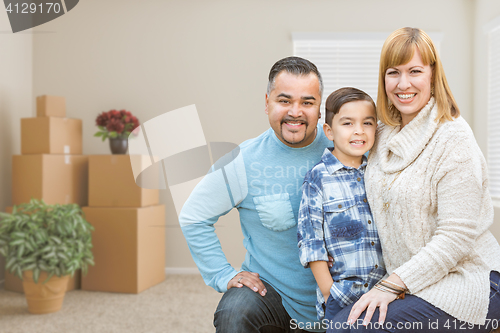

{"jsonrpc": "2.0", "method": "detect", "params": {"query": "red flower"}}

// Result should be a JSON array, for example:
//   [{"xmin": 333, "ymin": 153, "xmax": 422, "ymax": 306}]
[
  {"xmin": 106, "ymin": 118, "xmax": 125, "ymax": 133},
  {"xmin": 95, "ymin": 109, "xmax": 140, "ymax": 140},
  {"xmin": 120, "ymin": 110, "xmax": 132, "ymax": 118},
  {"xmin": 110, "ymin": 110, "xmax": 121, "ymax": 119},
  {"xmin": 131, "ymin": 117, "xmax": 139, "ymax": 130},
  {"xmin": 95, "ymin": 112, "xmax": 109, "ymax": 126}
]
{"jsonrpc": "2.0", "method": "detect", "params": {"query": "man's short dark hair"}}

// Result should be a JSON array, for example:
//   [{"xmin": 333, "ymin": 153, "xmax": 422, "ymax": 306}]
[
  {"xmin": 325, "ymin": 87, "xmax": 376, "ymax": 126},
  {"xmin": 267, "ymin": 56, "xmax": 323, "ymax": 97}
]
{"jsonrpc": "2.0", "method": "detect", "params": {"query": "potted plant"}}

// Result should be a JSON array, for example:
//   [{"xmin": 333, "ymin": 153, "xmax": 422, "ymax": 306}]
[
  {"xmin": 0, "ymin": 199, "xmax": 94, "ymax": 314},
  {"xmin": 94, "ymin": 109, "xmax": 140, "ymax": 154}
]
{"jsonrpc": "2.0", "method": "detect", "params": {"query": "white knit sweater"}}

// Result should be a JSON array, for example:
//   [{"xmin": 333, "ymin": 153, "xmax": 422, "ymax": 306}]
[{"xmin": 365, "ymin": 98, "xmax": 500, "ymax": 324}]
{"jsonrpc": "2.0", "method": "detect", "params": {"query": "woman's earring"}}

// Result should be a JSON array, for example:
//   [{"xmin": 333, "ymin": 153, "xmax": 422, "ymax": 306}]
[{"xmin": 431, "ymin": 85, "xmax": 434, "ymax": 95}]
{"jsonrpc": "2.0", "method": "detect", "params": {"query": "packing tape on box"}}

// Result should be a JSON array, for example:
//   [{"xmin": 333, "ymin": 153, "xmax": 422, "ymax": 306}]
[{"xmin": 127, "ymin": 104, "xmax": 248, "ymax": 220}]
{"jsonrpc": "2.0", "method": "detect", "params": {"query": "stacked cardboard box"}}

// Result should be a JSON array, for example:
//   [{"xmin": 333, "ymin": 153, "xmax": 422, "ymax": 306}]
[
  {"xmin": 82, "ymin": 155, "xmax": 165, "ymax": 293},
  {"xmin": 5, "ymin": 95, "xmax": 87, "ymax": 293}
]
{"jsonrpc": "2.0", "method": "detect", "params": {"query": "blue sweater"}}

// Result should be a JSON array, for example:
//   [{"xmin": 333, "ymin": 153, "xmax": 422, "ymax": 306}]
[{"xmin": 180, "ymin": 125, "xmax": 332, "ymax": 330}]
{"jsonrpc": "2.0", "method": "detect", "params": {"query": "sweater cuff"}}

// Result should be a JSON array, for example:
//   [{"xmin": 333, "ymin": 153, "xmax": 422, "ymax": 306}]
[
  {"xmin": 215, "ymin": 267, "xmax": 240, "ymax": 293},
  {"xmin": 393, "ymin": 248, "xmax": 447, "ymax": 294}
]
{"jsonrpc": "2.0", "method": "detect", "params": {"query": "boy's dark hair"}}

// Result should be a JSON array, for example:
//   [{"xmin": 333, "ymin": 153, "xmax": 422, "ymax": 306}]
[
  {"xmin": 325, "ymin": 87, "xmax": 376, "ymax": 126},
  {"xmin": 267, "ymin": 56, "xmax": 323, "ymax": 97}
]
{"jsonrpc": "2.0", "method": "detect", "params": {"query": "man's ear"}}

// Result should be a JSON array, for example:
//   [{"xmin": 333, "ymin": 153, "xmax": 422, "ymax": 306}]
[
  {"xmin": 265, "ymin": 94, "xmax": 269, "ymax": 115},
  {"xmin": 323, "ymin": 123, "xmax": 334, "ymax": 141}
]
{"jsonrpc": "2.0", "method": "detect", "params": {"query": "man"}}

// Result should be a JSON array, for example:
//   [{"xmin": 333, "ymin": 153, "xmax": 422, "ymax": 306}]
[{"xmin": 179, "ymin": 57, "xmax": 332, "ymax": 332}]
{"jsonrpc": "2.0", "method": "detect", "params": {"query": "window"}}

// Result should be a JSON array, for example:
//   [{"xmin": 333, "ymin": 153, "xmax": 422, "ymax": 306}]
[
  {"xmin": 293, "ymin": 32, "xmax": 441, "ymax": 125},
  {"xmin": 486, "ymin": 17, "xmax": 500, "ymax": 200}
]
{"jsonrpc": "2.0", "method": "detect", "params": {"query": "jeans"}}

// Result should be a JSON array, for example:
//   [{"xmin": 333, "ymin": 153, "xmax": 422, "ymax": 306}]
[
  {"xmin": 327, "ymin": 271, "xmax": 500, "ymax": 332},
  {"xmin": 325, "ymin": 294, "xmax": 346, "ymax": 333},
  {"xmin": 214, "ymin": 281, "xmax": 313, "ymax": 333}
]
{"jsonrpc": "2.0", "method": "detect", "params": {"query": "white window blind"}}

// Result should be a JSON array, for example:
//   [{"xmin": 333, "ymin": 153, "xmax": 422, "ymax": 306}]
[
  {"xmin": 293, "ymin": 32, "xmax": 441, "ymax": 125},
  {"xmin": 487, "ymin": 20, "xmax": 500, "ymax": 199}
]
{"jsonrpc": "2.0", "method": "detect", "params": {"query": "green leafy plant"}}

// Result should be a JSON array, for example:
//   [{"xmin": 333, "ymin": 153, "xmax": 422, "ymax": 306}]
[{"xmin": 0, "ymin": 199, "xmax": 95, "ymax": 284}]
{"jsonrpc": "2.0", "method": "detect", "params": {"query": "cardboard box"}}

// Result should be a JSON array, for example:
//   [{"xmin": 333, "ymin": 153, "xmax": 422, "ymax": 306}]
[
  {"xmin": 36, "ymin": 95, "xmax": 66, "ymax": 117},
  {"xmin": 4, "ymin": 269, "xmax": 81, "ymax": 293},
  {"xmin": 81, "ymin": 205, "xmax": 165, "ymax": 293},
  {"xmin": 12, "ymin": 155, "xmax": 88, "ymax": 206},
  {"xmin": 21, "ymin": 117, "xmax": 82, "ymax": 154},
  {"xmin": 89, "ymin": 155, "xmax": 159, "ymax": 207}
]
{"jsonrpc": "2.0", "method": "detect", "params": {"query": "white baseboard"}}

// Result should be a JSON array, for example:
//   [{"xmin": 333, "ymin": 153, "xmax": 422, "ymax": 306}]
[{"xmin": 165, "ymin": 267, "xmax": 200, "ymax": 275}]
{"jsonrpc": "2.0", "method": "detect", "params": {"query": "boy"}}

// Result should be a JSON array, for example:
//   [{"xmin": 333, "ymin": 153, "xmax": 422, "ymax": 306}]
[{"xmin": 297, "ymin": 87, "xmax": 386, "ymax": 327}]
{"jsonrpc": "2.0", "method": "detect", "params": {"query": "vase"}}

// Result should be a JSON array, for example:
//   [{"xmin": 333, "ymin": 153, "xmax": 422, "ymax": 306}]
[
  {"xmin": 22, "ymin": 270, "xmax": 70, "ymax": 314},
  {"xmin": 109, "ymin": 137, "xmax": 128, "ymax": 154}
]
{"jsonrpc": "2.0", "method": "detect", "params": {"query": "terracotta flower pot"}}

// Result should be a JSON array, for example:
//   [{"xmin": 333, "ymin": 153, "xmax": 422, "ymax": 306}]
[{"xmin": 22, "ymin": 270, "xmax": 70, "ymax": 314}]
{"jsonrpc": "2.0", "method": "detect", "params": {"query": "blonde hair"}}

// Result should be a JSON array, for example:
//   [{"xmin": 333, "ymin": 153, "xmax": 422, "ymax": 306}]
[{"xmin": 377, "ymin": 27, "xmax": 460, "ymax": 126}]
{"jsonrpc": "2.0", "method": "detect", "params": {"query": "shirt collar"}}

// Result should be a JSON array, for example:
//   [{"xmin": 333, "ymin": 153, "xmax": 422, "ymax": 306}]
[{"xmin": 321, "ymin": 147, "xmax": 367, "ymax": 174}]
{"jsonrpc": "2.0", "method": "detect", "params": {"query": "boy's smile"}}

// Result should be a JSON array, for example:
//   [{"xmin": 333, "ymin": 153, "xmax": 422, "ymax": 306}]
[{"xmin": 324, "ymin": 100, "xmax": 376, "ymax": 168}]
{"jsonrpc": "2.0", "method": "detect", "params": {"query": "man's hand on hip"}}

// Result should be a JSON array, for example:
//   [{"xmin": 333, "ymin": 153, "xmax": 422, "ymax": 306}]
[{"xmin": 228, "ymin": 271, "xmax": 267, "ymax": 296}]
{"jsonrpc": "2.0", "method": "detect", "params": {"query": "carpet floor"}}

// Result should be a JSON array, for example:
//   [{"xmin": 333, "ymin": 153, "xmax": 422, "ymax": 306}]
[{"xmin": 0, "ymin": 274, "xmax": 222, "ymax": 333}]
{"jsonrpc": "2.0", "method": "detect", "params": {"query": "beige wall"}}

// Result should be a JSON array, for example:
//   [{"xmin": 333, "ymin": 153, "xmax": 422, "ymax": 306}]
[
  {"xmin": 28, "ymin": 0, "xmax": 476, "ymax": 272},
  {"xmin": 0, "ymin": 10, "xmax": 33, "ymax": 283},
  {"xmin": 0, "ymin": 0, "xmax": 481, "ymax": 282},
  {"xmin": 473, "ymin": 0, "xmax": 500, "ymax": 240}
]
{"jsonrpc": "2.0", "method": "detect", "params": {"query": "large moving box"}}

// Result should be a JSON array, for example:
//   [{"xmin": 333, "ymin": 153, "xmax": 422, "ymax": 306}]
[
  {"xmin": 88, "ymin": 155, "xmax": 159, "ymax": 207},
  {"xmin": 36, "ymin": 95, "xmax": 66, "ymax": 117},
  {"xmin": 81, "ymin": 205, "xmax": 165, "ymax": 293},
  {"xmin": 21, "ymin": 117, "xmax": 82, "ymax": 154},
  {"xmin": 12, "ymin": 155, "xmax": 89, "ymax": 206}
]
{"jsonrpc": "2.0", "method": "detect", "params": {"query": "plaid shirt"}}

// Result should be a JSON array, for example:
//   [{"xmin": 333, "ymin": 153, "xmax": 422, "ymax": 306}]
[{"xmin": 297, "ymin": 148, "xmax": 386, "ymax": 320}]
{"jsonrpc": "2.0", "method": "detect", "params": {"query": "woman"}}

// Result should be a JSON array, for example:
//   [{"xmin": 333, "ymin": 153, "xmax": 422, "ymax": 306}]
[{"xmin": 330, "ymin": 27, "xmax": 500, "ymax": 332}]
